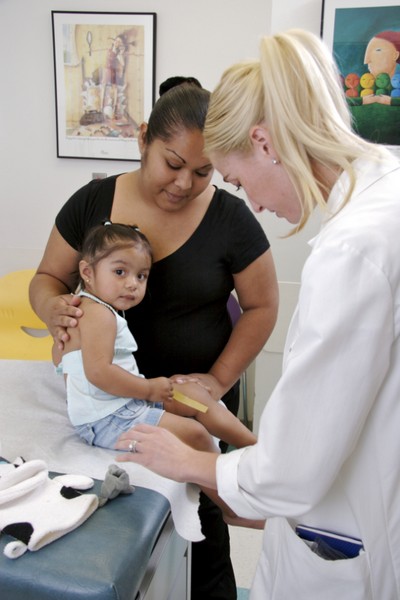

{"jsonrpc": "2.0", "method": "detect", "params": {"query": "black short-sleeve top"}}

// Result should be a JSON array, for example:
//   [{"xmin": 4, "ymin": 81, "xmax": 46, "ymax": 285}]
[{"xmin": 56, "ymin": 175, "xmax": 270, "ymax": 377}]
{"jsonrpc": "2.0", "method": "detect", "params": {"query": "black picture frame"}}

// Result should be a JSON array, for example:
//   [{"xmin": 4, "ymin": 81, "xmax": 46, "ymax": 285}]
[{"xmin": 52, "ymin": 11, "xmax": 156, "ymax": 160}]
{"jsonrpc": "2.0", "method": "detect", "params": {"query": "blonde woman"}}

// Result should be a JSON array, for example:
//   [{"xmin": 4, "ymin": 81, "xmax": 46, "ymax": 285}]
[{"xmin": 116, "ymin": 29, "xmax": 400, "ymax": 599}]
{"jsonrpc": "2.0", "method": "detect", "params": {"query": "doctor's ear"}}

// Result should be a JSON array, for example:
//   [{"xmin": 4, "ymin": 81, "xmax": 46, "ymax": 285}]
[{"xmin": 250, "ymin": 125, "xmax": 272, "ymax": 155}]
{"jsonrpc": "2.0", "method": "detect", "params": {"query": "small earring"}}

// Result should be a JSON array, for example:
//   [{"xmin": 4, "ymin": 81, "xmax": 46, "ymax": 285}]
[{"xmin": 272, "ymin": 158, "xmax": 280, "ymax": 165}]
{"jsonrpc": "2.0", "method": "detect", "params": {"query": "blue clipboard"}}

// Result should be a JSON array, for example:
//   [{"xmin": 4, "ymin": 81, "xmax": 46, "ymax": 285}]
[{"xmin": 296, "ymin": 524, "xmax": 364, "ymax": 559}]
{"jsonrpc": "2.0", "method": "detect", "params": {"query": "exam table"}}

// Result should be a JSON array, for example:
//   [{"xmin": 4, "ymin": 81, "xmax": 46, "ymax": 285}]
[{"xmin": 0, "ymin": 360, "xmax": 202, "ymax": 600}]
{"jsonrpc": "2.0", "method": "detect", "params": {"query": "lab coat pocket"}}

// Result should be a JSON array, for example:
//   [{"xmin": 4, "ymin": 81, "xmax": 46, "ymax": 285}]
[{"xmin": 263, "ymin": 518, "xmax": 371, "ymax": 600}]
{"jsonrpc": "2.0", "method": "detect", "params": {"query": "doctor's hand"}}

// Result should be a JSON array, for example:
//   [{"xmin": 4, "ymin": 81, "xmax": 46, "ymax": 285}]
[{"xmin": 115, "ymin": 424, "xmax": 218, "ymax": 488}]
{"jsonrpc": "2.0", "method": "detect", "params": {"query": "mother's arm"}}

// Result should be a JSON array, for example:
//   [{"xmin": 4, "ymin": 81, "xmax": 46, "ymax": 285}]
[
  {"xmin": 29, "ymin": 226, "xmax": 83, "ymax": 346},
  {"xmin": 194, "ymin": 249, "xmax": 279, "ymax": 400}
]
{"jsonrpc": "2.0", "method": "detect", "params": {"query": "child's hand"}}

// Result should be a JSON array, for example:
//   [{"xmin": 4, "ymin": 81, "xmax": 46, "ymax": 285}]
[{"xmin": 147, "ymin": 377, "xmax": 173, "ymax": 403}]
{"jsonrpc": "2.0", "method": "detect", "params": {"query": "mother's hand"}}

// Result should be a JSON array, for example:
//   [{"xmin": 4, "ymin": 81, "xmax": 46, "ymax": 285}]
[
  {"xmin": 170, "ymin": 373, "xmax": 216, "ymax": 396},
  {"xmin": 186, "ymin": 373, "xmax": 224, "ymax": 401},
  {"xmin": 46, "ymin": 293, "xmax": 83, "ymax": 349}
]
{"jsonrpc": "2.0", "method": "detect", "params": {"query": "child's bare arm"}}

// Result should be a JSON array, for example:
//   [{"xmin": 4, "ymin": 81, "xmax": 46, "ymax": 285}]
[{"xmin": 80, "ymin": 303, "xmax": 171, "ymax": 402}]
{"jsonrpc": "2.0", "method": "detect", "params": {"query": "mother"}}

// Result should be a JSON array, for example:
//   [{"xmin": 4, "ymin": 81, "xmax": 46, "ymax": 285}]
[{"xmin": 29, "ymin": 81, "xmax": 278, "ymax": 600}]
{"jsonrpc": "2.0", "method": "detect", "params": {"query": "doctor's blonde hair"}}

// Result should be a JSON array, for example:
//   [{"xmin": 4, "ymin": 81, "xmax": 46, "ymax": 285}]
[{"xmin": 204, "ymin": 29, "xmax": 387, "ymax": 232}]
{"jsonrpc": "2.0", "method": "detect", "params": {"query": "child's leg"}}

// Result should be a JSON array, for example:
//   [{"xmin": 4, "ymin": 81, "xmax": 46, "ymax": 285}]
[
  {"xmin": 158, "ymin": 413, "xmax": 243, "ymax": 521},
  {"xmin": 158, "ymin": 412, "xmax": 218, "ymax": 453},
  {"xmin": 170, "ymin": 381, "xmax": 257, "ymax": 449},
  {"xmin": 75, "ymin": 402, "xmax": 164, "ymax": 450}
]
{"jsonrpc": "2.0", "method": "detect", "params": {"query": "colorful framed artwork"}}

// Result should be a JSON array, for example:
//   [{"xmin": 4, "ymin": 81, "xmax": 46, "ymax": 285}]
[
  {"xmin": 321, "ymin": 0, "xmax": 400, "ymax": 146},
  {"xmin": 52, "ymin": 11, "xmax": 156, "ymax": 160}
]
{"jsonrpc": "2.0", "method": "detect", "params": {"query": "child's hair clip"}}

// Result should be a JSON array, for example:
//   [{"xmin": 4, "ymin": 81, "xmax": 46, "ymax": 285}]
[{"xmin": 103, "ymin": 220, "xmax": 112, "ymax": 226}]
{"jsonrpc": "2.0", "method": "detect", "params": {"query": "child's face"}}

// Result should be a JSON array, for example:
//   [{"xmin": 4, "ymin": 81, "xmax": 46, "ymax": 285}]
[{"xmin": 84, "ymin": 246, "xmax": 151, "ymax": 311}]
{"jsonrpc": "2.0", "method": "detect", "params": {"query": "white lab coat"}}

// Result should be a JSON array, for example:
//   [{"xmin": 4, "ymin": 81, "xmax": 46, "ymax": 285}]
[{"xmin": 217, "ymin": 154, "xmax": 400, "ymax": 599}]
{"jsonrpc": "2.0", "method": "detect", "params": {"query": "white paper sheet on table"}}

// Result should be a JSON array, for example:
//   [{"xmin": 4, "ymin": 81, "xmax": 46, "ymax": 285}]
[{"xmin": 0, "ymin": 360, "xmax": 203, "ymax": 542}]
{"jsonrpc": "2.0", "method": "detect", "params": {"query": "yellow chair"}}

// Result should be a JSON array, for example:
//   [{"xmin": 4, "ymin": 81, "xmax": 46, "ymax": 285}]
[{"xmin": 0, "ymin": 269, "xmax": 52, "ymax": 360}]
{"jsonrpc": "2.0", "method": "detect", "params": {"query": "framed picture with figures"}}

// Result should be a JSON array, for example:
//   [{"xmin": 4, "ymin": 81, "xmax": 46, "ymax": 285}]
[
  {"xmin": 52, "ymin": 11, "xmax": 156, "ymax": 160},
  {"xmin": 321, "ymin": 0, "xmax": 400, "ymax": 146}
]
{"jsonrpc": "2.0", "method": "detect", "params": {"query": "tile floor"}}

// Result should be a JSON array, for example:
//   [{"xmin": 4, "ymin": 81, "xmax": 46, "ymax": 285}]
[{"xmin": 229, "ymin": 524, "xmax": 264, "ymax": 596}]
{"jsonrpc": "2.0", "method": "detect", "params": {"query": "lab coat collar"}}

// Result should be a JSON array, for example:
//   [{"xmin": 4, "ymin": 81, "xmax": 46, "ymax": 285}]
[{"xmin": 308, "ymin": 153, "xmax": 400, "ymax": 249}]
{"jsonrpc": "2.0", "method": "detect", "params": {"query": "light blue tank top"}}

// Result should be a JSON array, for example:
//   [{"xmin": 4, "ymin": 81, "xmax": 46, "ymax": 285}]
[{"xmin": 61, "ymin": 291, "xmax": 143, "ymax": 426}]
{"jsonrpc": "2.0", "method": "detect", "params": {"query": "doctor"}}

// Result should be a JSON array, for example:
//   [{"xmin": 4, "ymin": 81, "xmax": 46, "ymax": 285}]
[{"xmin": 116, "ymin": 29, "xmax": 400, "ymax": 599}]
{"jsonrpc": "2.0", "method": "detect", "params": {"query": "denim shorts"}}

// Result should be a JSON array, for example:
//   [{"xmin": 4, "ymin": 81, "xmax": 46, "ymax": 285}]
[{"xmin": 74, "ymin": 399, "xmax": 164, "ymax": 450}]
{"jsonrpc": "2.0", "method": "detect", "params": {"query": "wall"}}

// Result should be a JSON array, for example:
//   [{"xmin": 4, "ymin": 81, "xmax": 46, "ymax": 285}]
[
  {"xmin": 0, "ymin": 0, "xmax": 323, "ymax": 423},
  {"xmin": 0, "ymin": 0, "xmax": 322, "ymax": 275}
]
